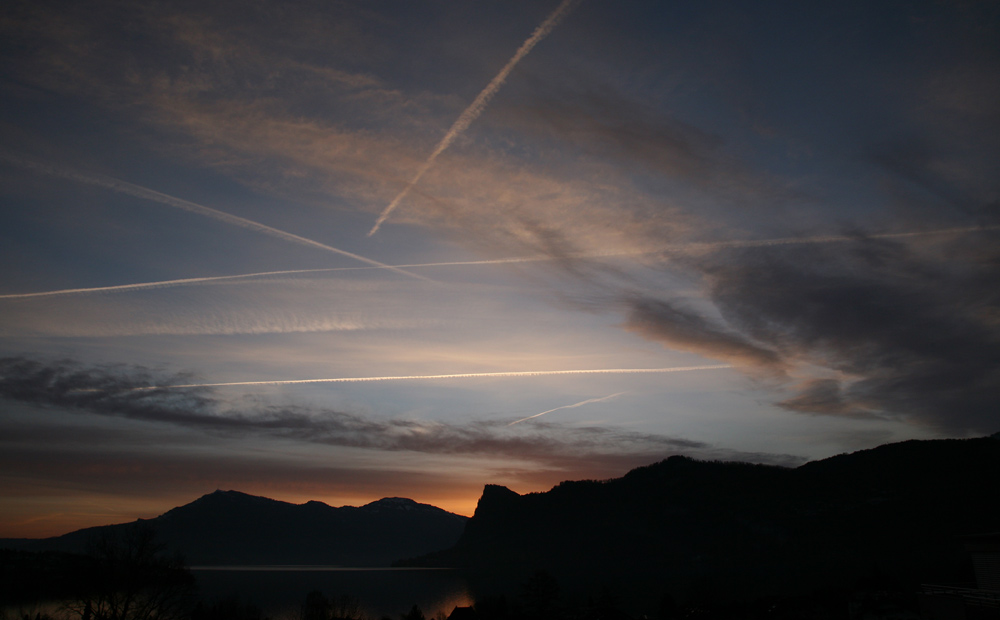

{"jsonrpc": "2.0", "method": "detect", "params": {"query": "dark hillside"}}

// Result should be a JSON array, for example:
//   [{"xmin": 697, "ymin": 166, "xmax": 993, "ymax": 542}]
[{"xmin": 403, "ymin": 436, "xmax": 1000, "ymax": 606}]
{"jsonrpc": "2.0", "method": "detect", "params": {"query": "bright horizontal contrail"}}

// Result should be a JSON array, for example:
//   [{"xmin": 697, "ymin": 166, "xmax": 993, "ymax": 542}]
[
  {"xmin": 130, "ymin": 365, "xmax": 731, "ymax": 391},
  {"xmin": 368, "ymin": 0, "xmax": 580, "ymax": 236},
  {"xmin": 508, "ymin": 391, "xmax": 627, "ymax": 426},
  {"xmin": 0, "ymin": 152, "xmax": 424, "ymax": 280},
  {"xmin": 3, "ymin": 225, "xmax": 995, "ymax": 300}
]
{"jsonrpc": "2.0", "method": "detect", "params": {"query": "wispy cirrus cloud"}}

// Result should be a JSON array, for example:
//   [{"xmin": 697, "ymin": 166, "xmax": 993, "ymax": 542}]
[
  {"xmin": 0, "ymin": 278, "xmax": 437, "ymax": 337},
  {"xmin": 0, "ymin": 356, "xmax": 799, "ymax": 470}
]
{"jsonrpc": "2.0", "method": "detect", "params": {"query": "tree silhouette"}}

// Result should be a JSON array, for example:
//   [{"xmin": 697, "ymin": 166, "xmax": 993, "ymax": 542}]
[
  {"xmin": 301, "ymin": 592, "xmax": 331, "ymax": 620},
  {"xmin": 66, "ymin": 523, "xmax": 194, "ymax": 620},
  {"xmin": 330, "ymin": 595, "xmax": 364, "ymax": 620},
  {"xmin": 400, "ymin": 605, "xmax": 424, "ymax": 620}
]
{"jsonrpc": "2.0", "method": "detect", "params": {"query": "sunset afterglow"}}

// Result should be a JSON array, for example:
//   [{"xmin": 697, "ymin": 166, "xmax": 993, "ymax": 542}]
[{"xmin": 1, "ymin": 0, "xmax": 998, "ymax": 538}]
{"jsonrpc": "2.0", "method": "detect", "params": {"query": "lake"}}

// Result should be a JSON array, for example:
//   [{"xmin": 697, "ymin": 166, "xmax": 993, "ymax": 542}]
[{"xmin": 190, "ymin": 567, "xmax": 473, "ymax": 620}]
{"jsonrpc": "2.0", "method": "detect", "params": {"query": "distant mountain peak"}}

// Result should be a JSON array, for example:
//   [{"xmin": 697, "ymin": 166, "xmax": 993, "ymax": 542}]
[
  {"xmin": 361, "ymin": 497, "xmax": 448, "ymax": 514},
  {"xmin": 368, "ymin": 497, "xmax": 418, "ymax": 507},
  {"xmin": 472, "ymin": 484, "xmax": 520, "ymax": 518},
  {"xmin": 196, "ymin": 489, "xmax": 276, "ymax": 503},
  {"xmin": 7, "ymin": 489, "xmax": 469, "ymax": 567},
  {"xmin": 157, "ymin": 490, "xmax": 287, "ymax": 521}
]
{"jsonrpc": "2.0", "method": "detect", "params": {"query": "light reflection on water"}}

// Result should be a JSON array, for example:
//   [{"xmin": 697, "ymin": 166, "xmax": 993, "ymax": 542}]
[{"xmin": 191, "ymin": 566, "xmax": 473, "ymax": 620}]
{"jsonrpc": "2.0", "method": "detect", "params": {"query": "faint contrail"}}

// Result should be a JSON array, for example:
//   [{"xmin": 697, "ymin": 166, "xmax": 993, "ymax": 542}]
[
  {"xmin": 0, "ymin": 225, "xmax": 1000, "ymax": 299},
  {"xmin": 0, "ymin": 259, "xmax": 548, "ymax": 300},
  {"xmin": 368, "ymin": 0, "xmax": 580, "ymax": 236},
  {"xmin": 0, "ymin": 152, "xmax": 425, "ymax": 280},
  {"xmin": 508, "ymin": 391, "xmax": 626, "ymax": 426},
  {"xmin": 5, "ymin": 226, "xmax": 995, "ymax": 300},
  {"xmin": 0, "ymin": 268, "xmax": 347, "ymax": 300},
  {"xmin": 130, "ymin": 365, "xmax": 731, "ymax": 391}
]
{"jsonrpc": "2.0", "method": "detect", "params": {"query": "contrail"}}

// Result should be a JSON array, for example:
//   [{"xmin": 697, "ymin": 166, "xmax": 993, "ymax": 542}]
[
  {"xmin": 0, "ymin": 259, "xmax": 547, "ymax": 300},
  {"xmin": 4, "ymin": 225, "xmax": 995, "ymax": 300},
  {"xmin": 0, "ymin": 152, "xmax": 425, "ymax": 280},
  {"xmin": 0, "ymin": 268, "xmax": 349, "ymax": 300},
  {"xmin": 368, "ymin": 0, "xmax": 580, "ymax": 236},
  {"xmin": 130, "ymin": 365, "xmax": 731, "ymax": 391},
  {"xmin": 508, "ymin": 391, "xmax": 626, "ymax": 426}
]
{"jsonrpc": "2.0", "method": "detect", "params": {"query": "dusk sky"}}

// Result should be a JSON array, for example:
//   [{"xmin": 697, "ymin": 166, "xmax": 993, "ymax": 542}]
[{"xmin": 2, "ymin": 0, "xmax": 998, "ymax": 538}]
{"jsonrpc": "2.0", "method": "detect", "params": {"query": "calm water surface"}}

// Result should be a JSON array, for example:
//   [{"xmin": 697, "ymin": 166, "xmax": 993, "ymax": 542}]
[{"xmin": 191, "ymin": 567, "xmax": 473, "ymax": 619}]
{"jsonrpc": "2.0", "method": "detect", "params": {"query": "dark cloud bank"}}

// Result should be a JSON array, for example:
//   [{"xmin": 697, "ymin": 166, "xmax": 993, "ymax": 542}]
[{"xmin": 623, "ymin": 231, "xmax": 1000, "ymax": 435}]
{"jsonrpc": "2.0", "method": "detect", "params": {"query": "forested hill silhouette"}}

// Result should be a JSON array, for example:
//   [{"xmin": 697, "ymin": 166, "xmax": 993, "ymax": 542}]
[
  {"xmin": 400, "ymin": 436, "xmax": 1000, "ymax": 604},
  {"xmin": 1, "ymin": 492, "xmax": 467, "ymax": 566}
]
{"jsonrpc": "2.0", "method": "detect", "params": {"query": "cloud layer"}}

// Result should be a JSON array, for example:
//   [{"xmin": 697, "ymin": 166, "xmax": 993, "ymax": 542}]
[{"xmin": 0, "ymin": 356, "xmax": 792, "ymax": 469}]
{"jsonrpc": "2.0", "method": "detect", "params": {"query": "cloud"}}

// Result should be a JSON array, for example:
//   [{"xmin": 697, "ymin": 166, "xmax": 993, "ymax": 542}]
[
  {"xmin": 624, "ymin": 298, "xmax": 782, "ymax": 370},
  {"xmin": 775, "ymin": 379, "xmax": 875, "ymax": 419},
  {"xmin": 0, "ymin": 356, "xmax": 799, "ymax": 471},
  {"xmin": 492, "ymin": 80, "xmax": 784, "ymax": 204},
  {"xmin": 694, "ymin": 233, "xmax": 1000, "ymax": 434},
  {"xmin": 5, "ymin": 0, "xmax": 998, "ymax": 447},
  {"xmin": 0, "ymin": 278, "xmax": 437, "ymax": 337}
]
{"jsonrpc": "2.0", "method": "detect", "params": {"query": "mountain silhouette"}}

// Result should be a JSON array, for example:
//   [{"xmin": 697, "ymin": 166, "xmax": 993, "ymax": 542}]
[
  {"xmin": 400, "ymin": 436, "xmax": 1000, "ymax": 606},
  {"xmin": 1, "ymin": 492, "xmax": 467, "ymax": 567}
]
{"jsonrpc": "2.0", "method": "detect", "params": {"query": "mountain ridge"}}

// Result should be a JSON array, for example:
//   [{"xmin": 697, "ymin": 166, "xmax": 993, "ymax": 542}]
[{"xmin": 1, "ymin": 491, "xmax": 468, "ymax": 567}]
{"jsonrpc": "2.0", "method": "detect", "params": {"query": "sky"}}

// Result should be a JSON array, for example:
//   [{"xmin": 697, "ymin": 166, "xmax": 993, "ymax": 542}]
[{"xmin": 1, "ymin": 0, "xmax": 998, "ymax": 538}]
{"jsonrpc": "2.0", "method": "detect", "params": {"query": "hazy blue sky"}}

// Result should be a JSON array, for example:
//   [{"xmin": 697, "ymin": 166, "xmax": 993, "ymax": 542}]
[{"xmin": 2, "ymin": 0, "xmax": 998, "ymax": 537}]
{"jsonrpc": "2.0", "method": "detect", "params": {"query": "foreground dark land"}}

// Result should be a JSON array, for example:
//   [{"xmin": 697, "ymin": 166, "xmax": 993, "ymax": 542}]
[{"xmin": 4, "ymin": 436, "xmax": 1000, "ymax": 619}]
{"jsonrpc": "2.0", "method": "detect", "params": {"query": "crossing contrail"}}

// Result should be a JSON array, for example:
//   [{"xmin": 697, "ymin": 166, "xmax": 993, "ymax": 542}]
[
  {"xmin": 130, "ymin": 365, "xmax": 731, "ymax": 391},
  {"xmin": 368, "ymin": 0, "xmax": 580, "ymax": 236},
  {"xmin": 508, "ymin": 391, "xmax": 627, "ymax": 426},
  {"xmin": 3, "ymin": 225, "xmax": 994, "ymax": 300},
  {"xmin": 0, "ymin": 152, "xmax": 425, "ymax": 280}
]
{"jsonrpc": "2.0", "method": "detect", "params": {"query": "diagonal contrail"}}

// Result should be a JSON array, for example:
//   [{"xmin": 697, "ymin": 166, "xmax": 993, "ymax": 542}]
[
  {"xmin": 0, "ymin": 152, "xmax": 425, "ymax": 280},
  {"xmin": 508, "ymin": 391, "xmax": 627, "ymax": 426},
  {"xmin": 0, "ymin": 268, "xmax": 348, "ymax": 300},
  {"xmin": 368, "ymin": 0, "xmax": 580, "ymax": 236},
  {"xmin": 4, "ymin": 225, "xmax": 995, "ymax": 300},
  {"xmin": 129, "ymin": 365, "xmax": 731, "ymax": 391}
]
